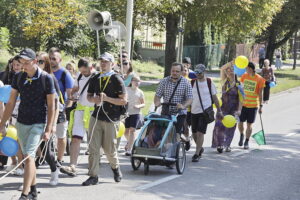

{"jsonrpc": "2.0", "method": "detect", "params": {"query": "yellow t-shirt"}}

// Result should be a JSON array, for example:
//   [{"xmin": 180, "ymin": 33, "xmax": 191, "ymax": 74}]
[{"xmin": 240, "ymin": 73, "xmax": 265, "ymax": 108}]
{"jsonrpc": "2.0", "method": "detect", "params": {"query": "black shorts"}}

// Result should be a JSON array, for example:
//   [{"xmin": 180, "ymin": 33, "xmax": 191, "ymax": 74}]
[
  {"xmin": 125, "ymin": 114, "xmax": 141, "ymax": 129},
  {"xmin": 175, "ymin": 115, "xmax": 186, "ymax": 134},
  {"xmin": 191, "ymin": 113, "xmax": 208, "ymax": 134},
  {"xmin": 186, "ymin": 112, "xmax": 192, "ymax": 126},
  {"xmin": 239, "ymin": 107, "xmax": 258, "ymax": 124}
]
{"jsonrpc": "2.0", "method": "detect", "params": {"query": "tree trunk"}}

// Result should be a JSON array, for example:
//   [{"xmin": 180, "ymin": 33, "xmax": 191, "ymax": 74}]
[
  {"xmin": 266, "ymin": 29, "xmax": 276, "ymax": 65},
  {"xmin": 164, "ymin": 14, "xmax": 179, "ymax": 77},
  {"xmin": 293, "ymin": 31, "xmax": 297, "ymax": 70}
]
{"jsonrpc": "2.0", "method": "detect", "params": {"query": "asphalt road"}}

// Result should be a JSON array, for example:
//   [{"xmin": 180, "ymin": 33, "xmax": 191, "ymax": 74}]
[{"xmin": 1, "ymin": 87, "xmax": 300, "ymax": 200}]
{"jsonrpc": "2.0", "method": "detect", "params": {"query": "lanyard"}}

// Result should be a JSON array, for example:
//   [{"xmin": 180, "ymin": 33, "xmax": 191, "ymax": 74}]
[{"xmin": 99, "ymin": 71, "xmax": 114, "ymax": 92}]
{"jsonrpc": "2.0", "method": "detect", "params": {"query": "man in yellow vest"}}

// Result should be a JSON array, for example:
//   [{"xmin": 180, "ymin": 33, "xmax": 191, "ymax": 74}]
[
  {"xmin": 60, "ymin": 58, "xmax": 94, "ymax": 176},
  {"xmin": 238, "ymin": 62, "xmax": 265, "ymax": 149}
]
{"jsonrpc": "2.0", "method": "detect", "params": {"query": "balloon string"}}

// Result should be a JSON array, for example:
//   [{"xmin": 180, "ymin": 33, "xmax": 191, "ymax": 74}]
[{"xmin": 0, "ymin": 140, "xmax": 43, "ymax": 182}]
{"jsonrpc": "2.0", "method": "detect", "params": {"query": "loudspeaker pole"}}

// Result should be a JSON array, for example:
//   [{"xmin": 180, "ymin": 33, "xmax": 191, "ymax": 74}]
[
  {"xmin": 96, "ymin": 30, "xmax": 100, "ymax": 58},
  {"xmin": 125, "ymin": 0, "xmax": 134, "ymax": 60}
]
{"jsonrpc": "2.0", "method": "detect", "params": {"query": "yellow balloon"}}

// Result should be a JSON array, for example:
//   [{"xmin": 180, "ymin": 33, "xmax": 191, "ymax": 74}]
[
  {"xmin": 117, "ymin": 122, "xmax": 125, "ymax": 138},
  {"xmin": 222, "ymin": 115, "xmax": 237, "ymax": 128},
  {"xmin": 6, "ymin": 125, "xmax": 18, "ymax": 140},
  {"xmin": 235, "ymin": 56, "xmax": 249, "ymax": 69},
  {"xmin": 213, "ymin": 98, "xmax": 222, "ymax": 109}
]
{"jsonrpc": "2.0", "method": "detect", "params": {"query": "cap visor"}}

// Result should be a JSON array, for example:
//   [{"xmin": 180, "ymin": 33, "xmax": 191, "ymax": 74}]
[{"xmin": 19, "ymin": 55, "xmax": 32, "ymax": 60}]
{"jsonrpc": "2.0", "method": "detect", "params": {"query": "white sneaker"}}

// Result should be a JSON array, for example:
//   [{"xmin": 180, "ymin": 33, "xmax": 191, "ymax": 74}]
[
  {"xmin": 49, "ymin": 168, "xmax": 59, "ymax": 186},
  {"xmin": 14, "ymin": 168, "xmax": 24, "ymax": 176},
  {"xmin": 5, "ymin": 165, "xmax": 16, "ymax": 172}
]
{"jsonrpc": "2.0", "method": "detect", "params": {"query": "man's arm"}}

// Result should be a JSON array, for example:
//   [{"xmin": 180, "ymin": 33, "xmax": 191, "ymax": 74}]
[
  {"xmin": 101, "ymin": 92, "xmax": 128, "ymax": 106},
  {"xmin": 66, "ymin": 88, "xmax": 73, "ymax": 107},
  {"xmin": 0, "ymin": 89, "xmax": 18, "ymax": 134},
  {"xmin": 154, "ymin": 95, "xmax": 162, "ymax": 107},
  {"xmin": 212, "ymin": 94, "xmax": 224, "ymax": 118},
  {"xmin": 177, "ymin": 98, "xmax": 192, "ymax": 110},
  {"xmin": 43, "ymin": 93, "xmax": 55, "ymax": 141}
]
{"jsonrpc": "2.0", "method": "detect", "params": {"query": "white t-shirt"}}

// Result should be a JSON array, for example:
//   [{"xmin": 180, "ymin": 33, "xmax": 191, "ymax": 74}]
[
  {"xmin": 0, "ymin": 80, "xmax": 3, "ymax": 87},
  {"xmin": 191, "ymin": 79, "xmax": 217, "ymax": 114},
  {"xmin": 74, "ymin": 74, "xmax": 94, "ymax": 107},
  {"xmin": 126, "ymin": 87, "xmax": 144, "ymax": 115}
]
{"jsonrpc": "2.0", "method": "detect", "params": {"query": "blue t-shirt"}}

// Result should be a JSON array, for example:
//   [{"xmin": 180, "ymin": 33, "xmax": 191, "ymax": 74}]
[
  {"xmin": 11, "ymin": 67, "xmax": 55, "ymax": 125},
  {"xmin": 53, "ymin": 68, "xmax": 74, "ymax": 102}
]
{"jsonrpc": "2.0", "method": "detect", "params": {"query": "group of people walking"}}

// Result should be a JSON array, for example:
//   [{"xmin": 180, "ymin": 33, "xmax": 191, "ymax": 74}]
[{"xmin": 0, "ymin": 48, "xmax": 275, "ymax": 200}]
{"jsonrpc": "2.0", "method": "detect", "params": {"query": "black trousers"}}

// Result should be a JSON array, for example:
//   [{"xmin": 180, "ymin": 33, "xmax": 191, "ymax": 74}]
[
  {"xmin": 263, "ymin": 81, "xmax": 270, "ymax": 101},
  {"xmin": 259, "ymin": 58, "xmax": 265, "ymax": 69},
  {"xmin": 40, "ymin": 137, "xmax": 57, "ymax": 172}
]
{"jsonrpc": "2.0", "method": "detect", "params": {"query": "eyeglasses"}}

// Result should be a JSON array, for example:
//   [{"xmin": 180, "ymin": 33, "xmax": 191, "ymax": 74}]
[
  {"xmin": 38, "ymin": 60, "xmax": 45, "ymax": 65},
  {"xmin": 123, "ymin": 62, "xmax": 128, "ymax": 65}
]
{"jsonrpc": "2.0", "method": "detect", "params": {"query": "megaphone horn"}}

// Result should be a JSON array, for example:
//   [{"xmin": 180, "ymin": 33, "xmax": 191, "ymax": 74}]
[{"xmin": 88, "ymin": 10, "xmax": 111, "ymax": 31}]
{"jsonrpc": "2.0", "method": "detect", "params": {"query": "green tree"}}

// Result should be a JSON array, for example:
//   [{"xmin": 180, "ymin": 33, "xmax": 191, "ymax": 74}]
[{"xmin": 256, "ymin": 0, "xmax": 300, "ymax": 65}]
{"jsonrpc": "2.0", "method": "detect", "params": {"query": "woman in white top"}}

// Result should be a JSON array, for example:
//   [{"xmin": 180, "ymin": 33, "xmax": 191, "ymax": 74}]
[{"xmin": 124, "ymin": 75, "xmax": 145, "ymax": 156}]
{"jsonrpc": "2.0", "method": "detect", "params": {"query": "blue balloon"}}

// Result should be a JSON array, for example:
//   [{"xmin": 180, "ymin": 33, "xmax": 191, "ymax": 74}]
[
  {"xmin": 188, "ymin": 71, "xmax": 197, "ymax": 79},
  {"xmin": 269, "ymin": 81, "xmax": 276, "ymax": 88},
  {"xmin": 0, "ymin": 137, "xmax": 19, "ymax": 156},
  {"xmin": 0, "ymin": 85, "xmax": 12, "ymax": 103},
  {"xmin": 234, "ymin": 65, "xmax": 246, "ymax": 76}
]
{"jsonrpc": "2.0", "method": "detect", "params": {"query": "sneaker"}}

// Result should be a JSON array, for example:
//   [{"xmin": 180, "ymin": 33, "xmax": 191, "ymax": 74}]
[
  {"xmin": 217, "ymin": 146, "xmax": 223, "ymax": 153},
  {"xmin": 56, "ymin": 160, "xmax": 63, "ymax": 168},
  {"xmin": 244, "ymin": 140, "xmax": 249, "ymax": 149},
  {"xmin": 111, "ymin": 167, "xmax": 122, "ymax": 182},
  {"xmin": 5, "ymin": 165, "xmax": 16, "ymax": 172},
  {"xmin": 185, "ymin": 141, "xmax": 191, "ymax": 151},
  {"xmin": 238, "ymin": 134, "xmax": 244, "ymax": 146},
  {"xmin": 199, "ymin": 147, "xmax": 204, "ymax": 157},
  {"xmin": 60, "ymin": 165, "xmax": 77, "ymax": 177},
  {"xmin": 192, "ymin": 154, "xmax": 200, "ymax": 162},
  {"xmin": 14, "ymin": 168, "xmax": 24, "ymax": 176},
  {"xmin": 82, "ymin": 176, "xmax": 98, "ymax": 186},
  {"xmin": 28, "ymin": 191, "xmax": 37, "ymax": 200},
  {"xmin": 225, "ymin": 147, "xmax": 232, "ymax": 152},
  {"xmin": 125, "ymin": 151, "xmax": 131, "ymax": 156},
  {"xmin": 49, "ymin": 168, "xmax": 59, "ymax": 186},
  {"xmin": 18, "ymin": 194, "xmax": 29, "ymax": 200}
]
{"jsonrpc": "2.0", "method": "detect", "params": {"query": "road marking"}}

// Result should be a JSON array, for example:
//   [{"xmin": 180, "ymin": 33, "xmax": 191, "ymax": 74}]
[
  {"xmin": 135, "ymin": 175, "xmax": 181, "ymax": 191},
  {"xmin": 285, "ymin": 132, "xmax": 297, "ymax": 137}
]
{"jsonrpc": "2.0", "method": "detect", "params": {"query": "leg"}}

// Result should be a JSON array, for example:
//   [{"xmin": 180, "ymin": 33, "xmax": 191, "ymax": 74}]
[
  {"xmin": 195, "ymin": 131, "xmax": 204, "ymax": 155},
  {"xmin": 56, "ymin": 121, "xmax": 68, "ymax": 163},
  {"xmin": 70, "ymin": 137, "xmax": 81, "ymax": 166},
  {"xmin": 102, "ymin": 121, "xmax": 122, "ymax": 182},
  {"xmin": 246, "ymin": 123, "xmax": 253, "ymax": 139},
  {"xmin": 87, "ymin": 117, "xmax": 102, "ymax": 177},
  {"xmin": 127, "ymin": 127, "xmax": 136, "ymax": 152},
  {"xmin": 22, "ymin": 156, "xmax": 36, "ymax": 195}
]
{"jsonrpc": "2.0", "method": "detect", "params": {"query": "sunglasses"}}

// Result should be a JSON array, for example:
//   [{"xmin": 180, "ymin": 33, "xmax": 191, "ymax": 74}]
[
  {"xmin": 123, "ymin": 62, "xmax": 129, "ymax": 65},
  {"xmin": 38, "ymin": 60, "xmax": 45, "ymax": 65}
]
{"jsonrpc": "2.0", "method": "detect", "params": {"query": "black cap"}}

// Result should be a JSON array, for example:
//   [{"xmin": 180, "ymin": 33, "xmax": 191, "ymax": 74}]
[
  {"xmin": 248, "ymin": 62, "xmax": 255, "ymax": 72},
  {"xmin": 183, "ymin": 57, "xmax": 191, "ymax": 64},
  {"xmin": 19, "ymin": 48, "xmax": 36, "ymax": 60}
]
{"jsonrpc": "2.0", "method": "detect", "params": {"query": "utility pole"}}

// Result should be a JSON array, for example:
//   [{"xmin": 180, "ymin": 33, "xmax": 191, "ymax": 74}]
[{"xmin": 125, "ymin": 0, "xmax": 134, "ymax": 60}]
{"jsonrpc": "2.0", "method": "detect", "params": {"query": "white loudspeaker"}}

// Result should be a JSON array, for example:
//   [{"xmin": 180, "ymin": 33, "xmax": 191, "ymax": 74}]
[
  {"xmin": 88, "ymin": 10, "xmax": 111, "ymax": 30},
  {"xmin": 105, "ymin": 21, "xmax": 127, "ymax": 43}
]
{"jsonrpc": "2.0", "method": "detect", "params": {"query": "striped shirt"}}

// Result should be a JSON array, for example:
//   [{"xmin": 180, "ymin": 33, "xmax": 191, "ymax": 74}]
[{"xmin": 241, "ymin": 73, "xmax": 265, "ymax": 108}]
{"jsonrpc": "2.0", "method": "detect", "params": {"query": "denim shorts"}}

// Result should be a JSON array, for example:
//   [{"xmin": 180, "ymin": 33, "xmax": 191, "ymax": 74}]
[{"xmin": 15, "ymin": 122, "xmax": 45, "ymax": 157}]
